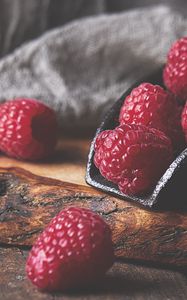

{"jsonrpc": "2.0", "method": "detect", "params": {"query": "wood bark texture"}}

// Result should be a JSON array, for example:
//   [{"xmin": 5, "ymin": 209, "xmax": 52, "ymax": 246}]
[
  {"xmin": 0, "ymin": 167, "xmax": 187, "ymax": 267},
  {"xmin": 1, "ymin": 247, "xmax": 187, "ymax": 300}
]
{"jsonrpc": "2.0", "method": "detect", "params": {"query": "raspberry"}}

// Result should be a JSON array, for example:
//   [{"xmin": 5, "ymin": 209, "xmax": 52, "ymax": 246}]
[
  {"xmin": 163, "ymin": 37, "xmax": 187, "ymax": 103},
  {"xmin": 26, "ymin": 207, "xmax": 114, "ymax": 291},
  {"xmin": 94, "ymin": 124, "xmax": 173, "ymax": 196},
  {"xmin": 0, "ymin": 98, "xmax": 58, "ymax": 160},
  {"xmin": 119, "ymin": 83, "xmax": 184, "ymax": 151},
  {"xmin": 181, "ymin": 102, "xmax": 187, "ymax": 142}
]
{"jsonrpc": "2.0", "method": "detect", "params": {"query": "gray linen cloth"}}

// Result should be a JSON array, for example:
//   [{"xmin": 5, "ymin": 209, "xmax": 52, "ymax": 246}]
[{"xmin": 0, "ymin": 5, "xmax": 186, "ymax": 133}]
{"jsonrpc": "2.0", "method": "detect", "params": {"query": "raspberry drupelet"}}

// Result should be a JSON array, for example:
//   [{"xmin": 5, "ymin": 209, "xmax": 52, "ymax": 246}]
[
  {"xmin": 0, "ymin": 98, "xmax": 58, "ymax": 160},
  {"xmin": 163, "ymin": 37, "xmax": 187, "ymax": 103},
  {"xmin": 94, "ymin": 124, "xmax": 173, "ymax": 196},
  {"xmin": 26, "ymin": 207, "xmax": 114, "ymax": 291},
  {"xmin": 119, "ymin": 83, "xmax": 184, "ymax": 152}
]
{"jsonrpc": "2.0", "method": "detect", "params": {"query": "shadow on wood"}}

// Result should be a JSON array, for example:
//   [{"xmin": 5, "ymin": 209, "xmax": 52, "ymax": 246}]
[{"xmin": 0, "ymin": 167, "xmax": 187, "ymax": 267}]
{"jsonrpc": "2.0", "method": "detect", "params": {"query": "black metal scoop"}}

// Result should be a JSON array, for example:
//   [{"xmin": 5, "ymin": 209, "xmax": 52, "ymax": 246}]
[{"xmin": 85, "ymin": 68, "xmax": 187, "ymax": 210}]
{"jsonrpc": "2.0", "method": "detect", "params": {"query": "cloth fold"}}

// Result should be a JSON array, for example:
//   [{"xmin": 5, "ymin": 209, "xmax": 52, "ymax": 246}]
[{"xmin": 0, "ymin": 5, "xmax": 186, "ymax": 133}]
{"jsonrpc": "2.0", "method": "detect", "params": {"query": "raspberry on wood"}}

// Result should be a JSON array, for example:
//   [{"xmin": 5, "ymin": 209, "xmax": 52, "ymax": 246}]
[
  {"xmin": 94, "ymin": 124, "xmax": 173, "ymax": 196},
  {"xmin": 26, "ymin": 207, "xmax": 114, "ymax": 291},
  {"xmin": 0, "ymin": 98, "xmax": 58, "ymax": 160},
  {"xmin": 119, "ymin": 83, "xmax": 184, "ymax": 152}
]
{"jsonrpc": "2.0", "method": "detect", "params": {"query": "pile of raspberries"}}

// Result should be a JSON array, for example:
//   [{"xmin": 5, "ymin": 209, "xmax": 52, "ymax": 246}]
[
  {"xmin": 94, "ymin": 37, "xmax": 187, "ymax": 196},
  {"xmin": 26, "ymin": 37, "xmax": 187, "ymax": 293}
]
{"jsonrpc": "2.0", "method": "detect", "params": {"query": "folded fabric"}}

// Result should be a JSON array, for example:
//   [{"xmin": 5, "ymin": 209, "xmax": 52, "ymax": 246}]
[
  {"xmin": 0, "ymin": 0, "xmax": 105, "ymax": 57},
  {"xmin": 0, "ymin": 5, "xmax": 186, "ymax": 133}
]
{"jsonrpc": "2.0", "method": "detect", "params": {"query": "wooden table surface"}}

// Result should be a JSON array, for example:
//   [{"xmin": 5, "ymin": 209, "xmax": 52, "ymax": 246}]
[{"xmin": 0, "ymin": 138, "xmax": 187, "ymax": 300}]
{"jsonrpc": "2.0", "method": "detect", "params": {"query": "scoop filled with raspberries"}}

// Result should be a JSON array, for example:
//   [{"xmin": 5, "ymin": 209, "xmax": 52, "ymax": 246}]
[{"xmin": 93, "ymin": 36, "xmax": 187, "ymax": 197}]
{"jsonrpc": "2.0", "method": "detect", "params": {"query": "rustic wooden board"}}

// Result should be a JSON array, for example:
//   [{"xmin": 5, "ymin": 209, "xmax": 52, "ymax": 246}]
[
  {"xmin": 1, "ymin": 137, "xmax": 187, "ymax": 299},
  {"xmin": 0, "ymin": 166, "xmax": 187, "ymax": 267},
  {"xmin": 0, "ymin": 138, "xmax": 90, "ymax": 186},
  {"xmin": 1, "ymin": 247, "xmax": 187, "ymax": 300}
]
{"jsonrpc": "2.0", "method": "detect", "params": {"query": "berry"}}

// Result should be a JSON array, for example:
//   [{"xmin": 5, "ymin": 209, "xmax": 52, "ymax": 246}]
[
  {"xmin": 26, "ymin": 207, "xmax": 114, "ymax": 291},
  {"xmin": 0, "ymin": 98, "xmax": 58, "ymax": 160},
  {"xmin": 94, "ymin": 124, "xmax": 173, "ymax": 196},
  {"xmin": 119, "ymin": 83, "xmax": 184, "ymax": 151},
  {"xmin": 181, "ymin": 103, "xmax": 187, "ymax": 142},
  {"xmin": 163, "ymin": 37, "xmax": 187, "ymax": 103}
]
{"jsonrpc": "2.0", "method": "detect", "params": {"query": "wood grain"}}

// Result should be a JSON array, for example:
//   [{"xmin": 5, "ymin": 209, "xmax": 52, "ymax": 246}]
[
  {"xmin": 0, "ymin": 167, "xmax": 187, "ymax": 267},
  {"xmin": 0, "ymin": 138, "xmax": 90, "ymax": 185},
  {"xmin": 1, "ymin": 247, "xmax": 187, "ymax": 300}
]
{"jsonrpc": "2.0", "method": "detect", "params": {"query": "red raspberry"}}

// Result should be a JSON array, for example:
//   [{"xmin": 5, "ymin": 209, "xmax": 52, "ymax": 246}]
[
  {"xmin": 119, "ymin": 83, "xmax": 184, "ymax": 151},
  {"xmin": 0, "ymin": 98, "xmax": 58, "ymax": 160},
  {"xmin": 94, "ymin": 124, "xmax": 173, "ymax": 196},
  {"xmin": 163, "ymin": 37, "xmax": 187, "ymax": 103},
  {"xmin": 26, "ymin": 207, "xmax": 114, "ymax": 291},
  {"xmin": 181, "ymin": 102, "xmax": 187, "ymax": 142}
]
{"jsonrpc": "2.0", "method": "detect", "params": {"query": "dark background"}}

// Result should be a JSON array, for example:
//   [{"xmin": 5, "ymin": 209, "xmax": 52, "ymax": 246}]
[{"xmin": 0, "ymin": 0, "xmax": 187, "ymax": 57}]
